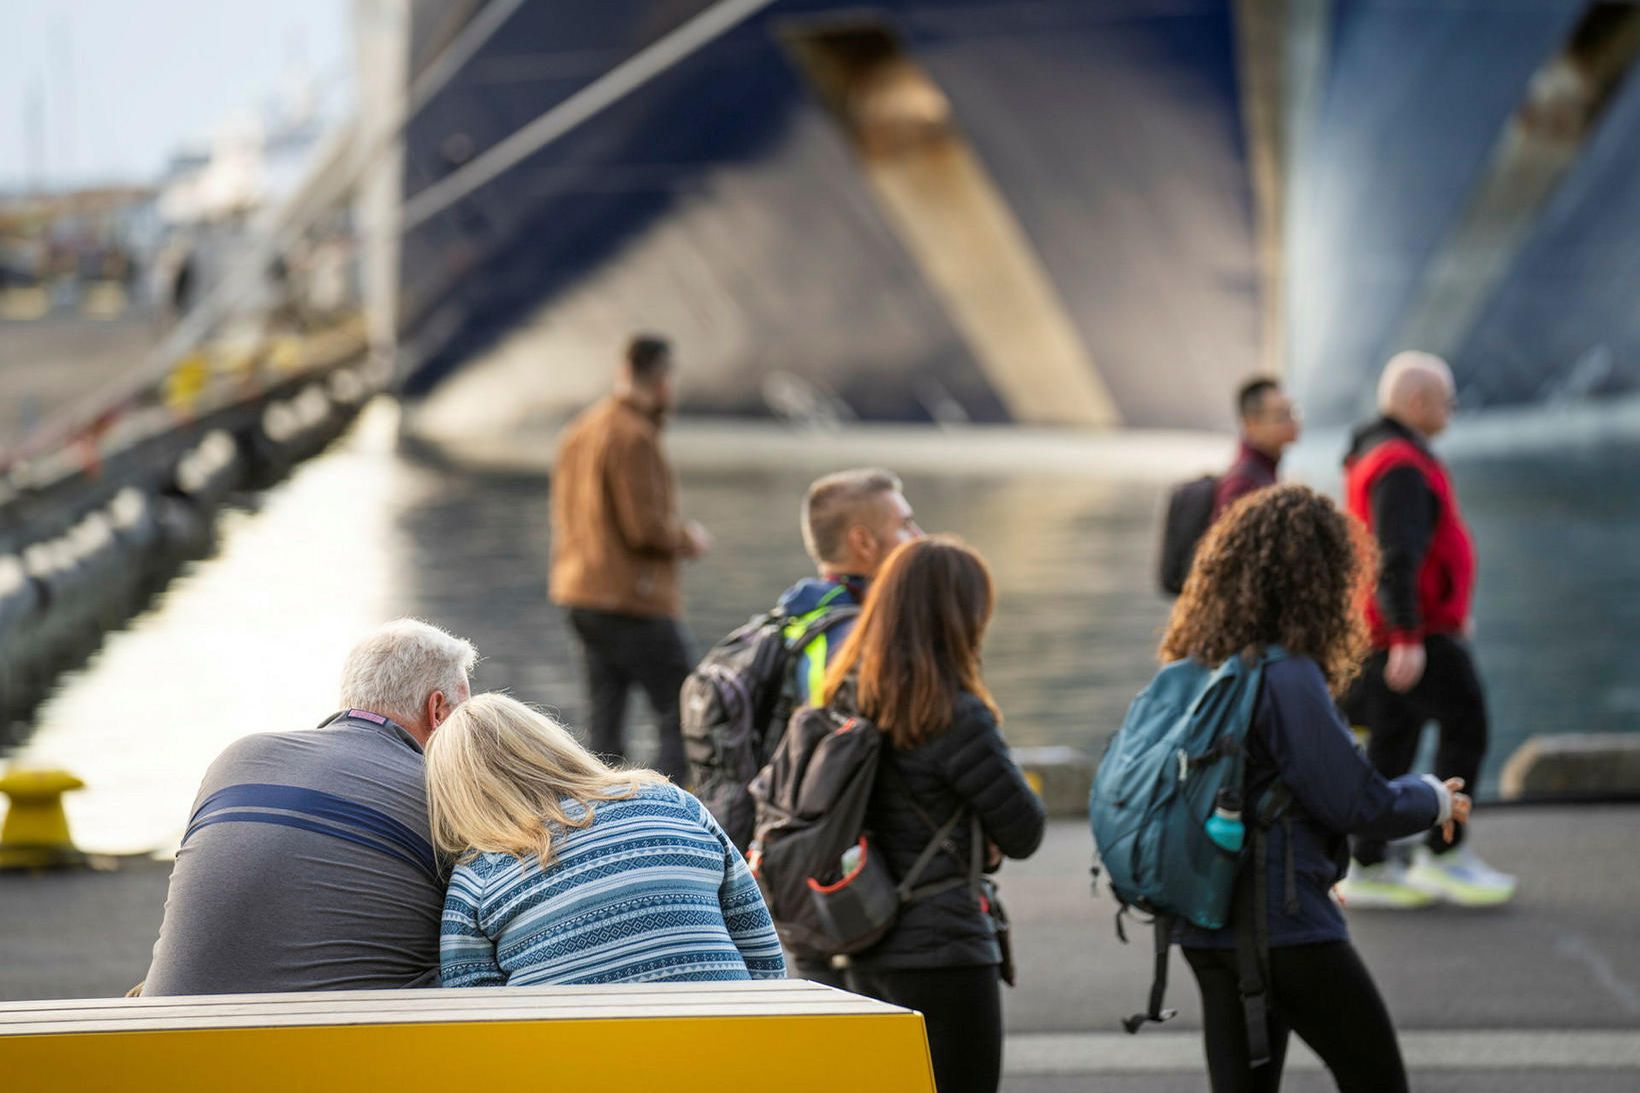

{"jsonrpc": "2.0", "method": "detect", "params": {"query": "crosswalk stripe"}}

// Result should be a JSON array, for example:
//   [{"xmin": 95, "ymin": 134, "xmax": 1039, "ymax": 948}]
[{"xmin": 1003, "ymin": 1029, "xmax": 1640, "ymax": 1075}]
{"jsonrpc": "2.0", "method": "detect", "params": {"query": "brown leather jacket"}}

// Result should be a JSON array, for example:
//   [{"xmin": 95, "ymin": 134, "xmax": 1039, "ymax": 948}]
[{"xmin": 549, "ymin": 395, "xmax": 691, "ymax": 619}]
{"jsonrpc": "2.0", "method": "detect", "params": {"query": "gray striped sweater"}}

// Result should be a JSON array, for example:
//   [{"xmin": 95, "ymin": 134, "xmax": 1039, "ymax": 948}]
[{"xmin": 440, "ymin": 781, "xmax": 786, "ymax": 986}]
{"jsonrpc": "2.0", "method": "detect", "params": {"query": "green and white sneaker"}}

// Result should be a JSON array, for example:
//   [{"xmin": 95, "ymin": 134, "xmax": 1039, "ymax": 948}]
[
  {"xmin": 1336, "ymin": 859, "xmax": 1437, "ymax": 910},
  {"xmin": 1406, "ymin": 846, "xmax": 1517, "ymax": 907}
]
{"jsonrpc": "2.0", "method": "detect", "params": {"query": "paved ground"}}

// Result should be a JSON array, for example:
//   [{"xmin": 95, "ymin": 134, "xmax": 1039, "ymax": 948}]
[
  {"xmin": 0, "ymin": 314, "xmax": 159, "ymax": 447},
  {"xmin": 3, "ymin": 805, "xmax": 1638, "ymax": 1090}
]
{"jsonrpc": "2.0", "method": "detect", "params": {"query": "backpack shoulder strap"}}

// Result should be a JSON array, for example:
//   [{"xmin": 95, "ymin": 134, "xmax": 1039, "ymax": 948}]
[
  {"xmin": 783, "ymin": 603, "xmax": 860, "ymax": 651},
  {"xmin": 877, "ymin": 758, "xmax": 975, "ymax": 903},
  {"xmin": 1235, "ymin": 821, "xmax": 1275, "ymax": 1068},
  {"xmin": 1122, "ymin": 915, "xmax": 1178, "ymax": 1034}
]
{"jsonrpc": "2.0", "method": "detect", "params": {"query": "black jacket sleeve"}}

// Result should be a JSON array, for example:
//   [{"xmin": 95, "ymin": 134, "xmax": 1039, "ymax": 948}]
[
  {"xmin": 933, "ymin": 703, "xmax": 1046, "ymax": 860},
  {"xmin": 1370, "ymin": 465, "xmax": 1438, "ymax": 638}
]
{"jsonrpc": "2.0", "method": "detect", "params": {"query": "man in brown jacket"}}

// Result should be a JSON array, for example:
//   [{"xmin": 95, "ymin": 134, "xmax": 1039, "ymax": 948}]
[{"xmin": 550, "ymin": 335, "xmax": 711, "ymax": 779}]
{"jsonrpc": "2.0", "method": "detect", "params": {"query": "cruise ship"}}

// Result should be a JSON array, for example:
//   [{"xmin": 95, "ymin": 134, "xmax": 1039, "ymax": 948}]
[{"xmin": 374, "ymin": 0, "xmax": 1640, "ymax": 433}]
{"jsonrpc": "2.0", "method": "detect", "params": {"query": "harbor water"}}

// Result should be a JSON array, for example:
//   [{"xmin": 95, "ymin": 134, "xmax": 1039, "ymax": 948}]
[{"xmin": 3, "ymin": 400, "xmax": 1637, "ymax": 855}]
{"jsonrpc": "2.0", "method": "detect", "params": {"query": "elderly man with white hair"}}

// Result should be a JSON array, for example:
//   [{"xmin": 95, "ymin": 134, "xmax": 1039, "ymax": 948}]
[
  {"xmin": 142, "ymin": 619, "xmax": 476, "ymax": 995},
  {"xmin": 1337, "ymin": 352, "xmax": 1515, "ymax": 910}
]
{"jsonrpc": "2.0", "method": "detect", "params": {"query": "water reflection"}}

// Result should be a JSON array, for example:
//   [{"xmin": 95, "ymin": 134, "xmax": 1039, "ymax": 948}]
[{"xmin": 5, "ymin": 403, "xmax": 1637, "ymax": 853}]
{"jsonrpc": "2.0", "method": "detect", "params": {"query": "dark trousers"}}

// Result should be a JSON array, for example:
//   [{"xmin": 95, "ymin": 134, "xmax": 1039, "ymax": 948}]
[
  {"xmin": 566, "ymin": 607, "xmax": 691, "ymax": 781},
  {"xmin": 1184, "ymin": 942, "xmax": 1408, "ymax": 1093},
  {"xmin": 845, "ymin": 964, "xmax": 1002, "ymax": 1093},
  {"xmin": 794, "ymin": 956, "xmax": 848, "ymax": 989},
  {"xmin": 1344, "ymin": 633, "xmax": 1488, "ymax": 865}
]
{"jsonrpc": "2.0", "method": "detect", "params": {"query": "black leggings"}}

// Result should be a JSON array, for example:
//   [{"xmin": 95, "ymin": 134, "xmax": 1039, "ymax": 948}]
[
  {"xmin": 1183, "ymin": 941, "xmax": 1408, "ymax": 1093},
  {"xmin": 845, "ymin": 964, "xmax": 1002, "ymax": 1093}
]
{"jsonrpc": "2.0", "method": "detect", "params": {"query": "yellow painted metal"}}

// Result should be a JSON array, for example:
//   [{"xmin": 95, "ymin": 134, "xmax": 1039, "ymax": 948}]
[
  {"xmin": 0, "ymin": 1012, "xmax": 936, "ymax": 1093},
  {"xmin": 164, "ymin": 353, "xmax": 211, "ymax": 415},
  {"xmin": 0, "ymin": 768, "xmax": 86, "ymax": 869}
]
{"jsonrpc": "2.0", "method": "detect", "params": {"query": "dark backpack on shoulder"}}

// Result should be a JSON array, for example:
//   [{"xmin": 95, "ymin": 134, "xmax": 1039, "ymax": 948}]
[
  {"xmin": 1157, "ymin": 475, "xmax": 1218, "ymax": 595},
  {"xmin": 681, "ymin": 606, "xmax": 859, "ymax": 850},
  {"xmin": 747, "ymin": 704, "xmax": 972, "ymax": 958}
]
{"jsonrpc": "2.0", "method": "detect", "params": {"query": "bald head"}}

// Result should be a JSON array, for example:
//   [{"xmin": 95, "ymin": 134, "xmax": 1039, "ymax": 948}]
[{"xmin": 1378, "ymin": 351, "xmax": 1456, "ymax": 439}]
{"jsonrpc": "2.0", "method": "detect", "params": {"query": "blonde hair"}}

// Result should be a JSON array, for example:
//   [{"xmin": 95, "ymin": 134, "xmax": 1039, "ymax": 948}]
[{"xmin": 424, "ymin": 692, "xmax": 666, "ymax": 864}]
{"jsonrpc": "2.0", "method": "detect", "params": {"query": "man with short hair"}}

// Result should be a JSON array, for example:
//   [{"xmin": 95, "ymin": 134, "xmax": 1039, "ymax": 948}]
[
  {"xmin": 1213, "ymin": 376, "xmax": 1301, "ymax": 519},
  {"xmin": 143, "ymin": 619, "xmax": 476, "ymax": 995},
  {"xmin": 550, "ymin": 334, "xmax": 710, "ymax": 780},
  {"xmin": 774, "ymin": 469, "xmax": 920, "ymax": 987},
  {"xmin": 1338, "ymin": 351, "xmax": 1515, "ymax": 908},
  {"xmin": 780, "ymin": 467, "xmax": 922, "ymax": 706}
]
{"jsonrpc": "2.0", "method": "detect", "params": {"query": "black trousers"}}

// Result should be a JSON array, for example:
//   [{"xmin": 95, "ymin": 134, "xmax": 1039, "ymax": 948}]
[
  {"xmin": 1344, "ymin": 633, "xmax": 1488, "ymax": 865},
  {"xmin": 793, "ymin": 955, "xmax": 848, "ymax": 989},
  {"xmin": 566, "ymin": 607, "xmax": 692, "ymax": 781},
  {"xmin": 845, "ymin": 964, "xmax": 1002, "ymax": 1093},
  {"xmin": 1184, "ymin": 942, "xmax": 1408, "ymax": 1093}
]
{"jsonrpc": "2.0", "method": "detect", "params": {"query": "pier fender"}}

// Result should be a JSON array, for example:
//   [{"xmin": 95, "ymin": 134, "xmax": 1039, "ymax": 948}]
[
  {"xmin": 173, "ymin": 430, "xmax": 243, "ymax": 508},
  {"xmin": 327, "ymin": 367, "xmax": 370, "ymax": 409},
  {"xmin": 0, "ymin": 554, "xmax": 43, "ymax": 634},
  {"xmin": 152, "ymin": 492, "xmax": 215, "ymax": 563},
  {"xmin": 107, "ymin": 488, "xmax": 162, "ymax": 559}
]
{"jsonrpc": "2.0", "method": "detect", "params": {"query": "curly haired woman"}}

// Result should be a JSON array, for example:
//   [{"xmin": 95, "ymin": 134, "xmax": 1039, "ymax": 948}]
[{"xmin": 1163, "ymin": 484, "xmax": 1470, "ymax": 1093}]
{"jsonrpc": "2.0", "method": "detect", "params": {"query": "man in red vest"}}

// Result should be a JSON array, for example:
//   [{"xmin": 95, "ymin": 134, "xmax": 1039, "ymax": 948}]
[{"xmin": 1337, "ymin": 351, "xmax": 1515, "ymax": 909}]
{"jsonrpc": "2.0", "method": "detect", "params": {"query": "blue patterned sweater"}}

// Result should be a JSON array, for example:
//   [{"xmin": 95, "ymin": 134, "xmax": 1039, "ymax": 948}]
[{"xmin": 440, "ymin": 781, "xmax": 787, "ymax": 987}]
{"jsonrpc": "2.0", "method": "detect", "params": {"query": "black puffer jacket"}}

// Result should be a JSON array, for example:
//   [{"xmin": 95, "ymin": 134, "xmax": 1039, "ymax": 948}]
[{"xmin": 853, "ymin": 692, "xmax": 1046, "ymax": 969}]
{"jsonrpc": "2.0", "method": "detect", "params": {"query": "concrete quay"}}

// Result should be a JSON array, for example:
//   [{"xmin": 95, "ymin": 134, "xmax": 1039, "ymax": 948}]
[{"xmin": 2, "ymin": 804, "xmax": 1638, "ymax": 1091}]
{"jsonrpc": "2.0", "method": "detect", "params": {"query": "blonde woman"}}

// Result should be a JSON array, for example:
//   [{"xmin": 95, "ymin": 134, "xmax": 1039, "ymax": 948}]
[{"xmin": 426, "ymin": 693, "xmax": 785, "ymax": 986}]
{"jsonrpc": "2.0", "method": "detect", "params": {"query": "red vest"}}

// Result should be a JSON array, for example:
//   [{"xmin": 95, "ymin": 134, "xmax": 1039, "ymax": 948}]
[{"xmin": 1344, "ymin": 438, "xmax": 1475, "ymax": 648}]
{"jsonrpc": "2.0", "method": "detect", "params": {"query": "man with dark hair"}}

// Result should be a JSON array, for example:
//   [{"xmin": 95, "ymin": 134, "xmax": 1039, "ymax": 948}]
[
  {"xmin": 1213, "ymin": 376, "xmax": 1301, "ymax": 518},
  {"xmin": 626, "ymin": 334, "xmax": 671, "ymax": 382},
  {"xmin": 550, "ymin": 335, "xmax": 711, "ymax": 780}
]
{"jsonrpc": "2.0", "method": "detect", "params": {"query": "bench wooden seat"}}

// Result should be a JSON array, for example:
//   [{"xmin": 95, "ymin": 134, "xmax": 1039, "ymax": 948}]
[{"xmin": 0, "ymin": 979, "xmax": 935, "ymax": 1092}]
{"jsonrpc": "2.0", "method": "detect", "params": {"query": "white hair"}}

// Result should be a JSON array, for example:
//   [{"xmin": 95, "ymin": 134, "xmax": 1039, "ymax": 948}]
[
  {"xmin": 338, "ymin": 619, "xmax": 477, "ymax": 724},
  {"xmin": 1378, "ymin": 351, "xmax": 1453, "ymax": 413}
]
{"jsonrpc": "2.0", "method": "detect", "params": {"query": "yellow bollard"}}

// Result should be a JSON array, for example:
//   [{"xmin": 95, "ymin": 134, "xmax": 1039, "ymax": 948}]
[{"xmin": 0, "ymin": 768, "xmax": 87, "ymax": 869}]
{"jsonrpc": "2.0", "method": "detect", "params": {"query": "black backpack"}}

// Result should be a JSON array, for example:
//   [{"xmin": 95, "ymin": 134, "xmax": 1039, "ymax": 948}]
[
  {"xmin": 1157, "ymin": 475, "xmax": 1218, "ymax": 595},
  {"xmin": 747, "ymin": 704, "xmax": 974, "ymax": 957},
  {"xmin": 681, "ymin": 606, "xmax": 859, "ymax": 850}
]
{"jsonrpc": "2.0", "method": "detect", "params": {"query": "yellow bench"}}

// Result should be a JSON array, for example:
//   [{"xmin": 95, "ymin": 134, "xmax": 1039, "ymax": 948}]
[{"xmin": 0, "ymin": 980, "xmax": 934, "ymax": 1092}]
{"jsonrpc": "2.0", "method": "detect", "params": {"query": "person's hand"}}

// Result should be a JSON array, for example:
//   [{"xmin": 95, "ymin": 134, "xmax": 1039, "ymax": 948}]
[
  {"xmin": 1441, "ymin": 777, "xmax": 1471, "ymax": 844},
  {"xmin": 682, "ymin": 519, "xmax": 713, "ymax": 559},
  {"xmin": 1385, "ymin": 641, "xmax": 1426, "ymax": 693},
  {"xmin": 986, "ymin": 840, "xmax": 1003, "ymax": 871}
]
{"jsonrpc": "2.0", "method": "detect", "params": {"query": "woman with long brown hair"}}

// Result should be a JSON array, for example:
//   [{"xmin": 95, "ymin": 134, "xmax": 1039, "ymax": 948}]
[
  {"xmin": 820, "ymin": 534, "xmax": 1045, "ymax": 1093},
  {"xmin": 1164, "ymin": 484, "xmax": 1471, "ymax": 1093}
]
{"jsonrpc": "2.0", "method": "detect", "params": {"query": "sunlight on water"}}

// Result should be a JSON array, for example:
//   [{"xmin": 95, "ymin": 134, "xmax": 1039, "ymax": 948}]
[{"xmin": 10, "ymin": 402, "xmax": 420, "ymax": 854}]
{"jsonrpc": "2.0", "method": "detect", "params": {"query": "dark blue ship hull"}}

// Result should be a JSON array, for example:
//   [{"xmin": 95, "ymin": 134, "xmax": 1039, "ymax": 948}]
[{"xmin": 394, "ymin": 1, "xmax": 1640, "ymax": 430}]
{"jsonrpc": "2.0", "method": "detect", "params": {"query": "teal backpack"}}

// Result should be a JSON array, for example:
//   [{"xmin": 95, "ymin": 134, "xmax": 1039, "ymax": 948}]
[{"xmin": 1090, "ymin": 647, "xmax": 1288, "ymax": 1063}]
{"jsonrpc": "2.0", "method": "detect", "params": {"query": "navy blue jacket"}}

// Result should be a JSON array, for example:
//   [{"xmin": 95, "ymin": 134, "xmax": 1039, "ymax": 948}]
[
  {"xmin": 1179, "ymin": 655, "xmax": 1441, "ymax": 949},
  {"xmin": 776, "ymin": 575, "xmax": 865, "ymax": 706}
]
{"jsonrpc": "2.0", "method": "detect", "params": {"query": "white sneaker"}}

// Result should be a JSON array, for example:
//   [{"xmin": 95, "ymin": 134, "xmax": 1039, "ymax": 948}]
[
  {"xmin": 1405, "ymin": 846, "xmax": 1517, "ymax": 907},
  {"xmin": 1336, "ymin": 859, "xmax": 1437, "ymax": 910}
]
